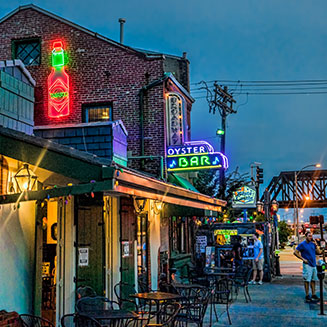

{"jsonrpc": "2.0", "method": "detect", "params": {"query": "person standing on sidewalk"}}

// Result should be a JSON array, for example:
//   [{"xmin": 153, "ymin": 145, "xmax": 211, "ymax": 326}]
[
  {"xmin": 294, "ymin": 231, "xmax": 323, "ymax": 302},
  {"xmin": 249, "ymin": 232, "xmax": 264, "ymax": 285}
]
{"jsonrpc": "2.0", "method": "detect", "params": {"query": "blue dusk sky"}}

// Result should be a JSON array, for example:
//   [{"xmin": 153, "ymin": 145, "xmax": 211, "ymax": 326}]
[{"xmin": 1, "ymin": 1, "xmax": 327, "ymax": 208}]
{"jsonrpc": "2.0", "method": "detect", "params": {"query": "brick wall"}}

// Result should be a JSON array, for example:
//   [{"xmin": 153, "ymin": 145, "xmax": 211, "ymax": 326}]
[
  {"xmin": 0, "ymin": 9, "xmax": 163, "ymax": 160},
  {"xmin": 0, "ymin": 7, "xmax": 192, "ymax": 176}
]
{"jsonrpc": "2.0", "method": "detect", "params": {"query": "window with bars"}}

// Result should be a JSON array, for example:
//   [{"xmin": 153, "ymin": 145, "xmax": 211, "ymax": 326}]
[
  {"xmin": 13, "ymin": 39, "xmax": 41, "ymax": 66},
  {"xmin": 83, "ymin": 103, "xmax": 112, "ymax": 123}
]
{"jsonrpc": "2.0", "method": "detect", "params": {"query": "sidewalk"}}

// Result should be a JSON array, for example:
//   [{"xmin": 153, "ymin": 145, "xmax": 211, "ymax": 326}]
[{"xmin": 203, "ymin": 248, "xmax": 327, "ymax": 326}]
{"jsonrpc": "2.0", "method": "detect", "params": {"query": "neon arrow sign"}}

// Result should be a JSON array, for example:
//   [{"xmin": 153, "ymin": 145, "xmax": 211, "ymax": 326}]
[
  {"xmin": 167, "ymin": 141, "xmax": 228, "ymax": 172},
  {"xmin": 48, "ymin": 41, "xmax": 70, "ymax": 118}
]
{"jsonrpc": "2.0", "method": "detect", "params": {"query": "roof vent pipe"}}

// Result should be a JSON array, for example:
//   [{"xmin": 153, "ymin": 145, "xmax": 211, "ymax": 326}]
[{"xmin": 118, "ymin": 18, "xmax": 126, "ymax": 44}]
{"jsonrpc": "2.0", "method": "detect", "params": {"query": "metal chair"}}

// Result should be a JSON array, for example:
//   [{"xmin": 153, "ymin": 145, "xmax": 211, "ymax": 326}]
[
  {"xmin": 175, "ymin": 287, "xmax": 211, "ymax": 327},
  {"xmin": 145, "ymin": 302, "xmax": 181, "ymax": 327},
  {"xmin": 212, "ymin": 278, "xmax": 233, "ymax": 325},
  {"xmin": 114, "ymin": 282, "xmax": 139, "ymax": 311},
  {"xmin": 76, "ymin": 296, "xmax": 120, "ymax": 313},
  {"xmin": 233, "ymin": 266, "xmax": 253, "ymax": 303},
  {"xmin": 114, "ymin": 281, "xmax": 152, "ymax": 325},
  {"xmin": 61, "ymin": 313, "xmax": 101, "ymax": 327},
  {"xmin": 19, "ymin": 314, "xmax": 55, "ymax": 327}
]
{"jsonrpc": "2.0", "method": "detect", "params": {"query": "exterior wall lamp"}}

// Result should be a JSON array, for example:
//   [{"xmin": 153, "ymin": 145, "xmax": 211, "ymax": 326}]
[{"xmin": 14, "ymin": 163, "xmax": 38, "ymax": 192}]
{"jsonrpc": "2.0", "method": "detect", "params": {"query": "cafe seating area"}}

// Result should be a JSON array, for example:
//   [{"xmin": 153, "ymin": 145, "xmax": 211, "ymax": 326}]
[{"xmin": 5, "ymin": 264, "xmax": 256, "ymax": 327}]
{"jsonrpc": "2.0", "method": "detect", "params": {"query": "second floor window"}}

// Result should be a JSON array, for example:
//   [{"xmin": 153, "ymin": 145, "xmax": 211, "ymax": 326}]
[
  {"xmin": 13, "ymin": 39, "xmax": 41, "ymax": 66},
  {"xmin": 83, "ymin": 103, "xmax": 112, "ymax": 123}
]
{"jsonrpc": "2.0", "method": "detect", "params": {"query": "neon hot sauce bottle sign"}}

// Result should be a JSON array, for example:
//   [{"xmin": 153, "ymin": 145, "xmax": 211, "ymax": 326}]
[{"xmin": 48, "ymin": 41, "xmax": 69, "ymax": 118}]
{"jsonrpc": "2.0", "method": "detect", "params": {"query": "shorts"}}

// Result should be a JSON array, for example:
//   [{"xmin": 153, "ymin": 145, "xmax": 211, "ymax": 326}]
[
  {"xmin": 252, "ymin": 258, "xmax": 264, "ymax": 271},
  {"xmin": 302, "ymin": 263, "xmax": 318, "ymax": 282}
]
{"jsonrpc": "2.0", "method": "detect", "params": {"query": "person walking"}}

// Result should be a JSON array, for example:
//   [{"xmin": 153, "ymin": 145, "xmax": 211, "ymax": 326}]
[
  {"xmin": 249, "ymin": 232, "xmax": 264, "ymax": 285},
  {"xmin": 294, "ymin": 231, "xmax": 323, "ymax": 302}
]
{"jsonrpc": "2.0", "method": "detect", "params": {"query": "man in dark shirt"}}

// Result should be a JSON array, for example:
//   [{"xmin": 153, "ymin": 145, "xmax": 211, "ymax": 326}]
[
  {"xmin": 294, "ymin": 231, "xmax": 323, "ymax": 302},
  {"xmin": 232, "ymin": 236, "xmax": 243, "ymax": 270}
]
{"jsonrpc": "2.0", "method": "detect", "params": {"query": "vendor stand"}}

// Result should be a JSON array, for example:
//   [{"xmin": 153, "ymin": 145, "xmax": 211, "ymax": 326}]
[{"xmin": 195, "ymin": 222, "xmax": 272, "ymax": 281}]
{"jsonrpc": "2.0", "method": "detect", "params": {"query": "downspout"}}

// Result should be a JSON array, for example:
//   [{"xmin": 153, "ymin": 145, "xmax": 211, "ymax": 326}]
[{"xmin": 138, "ymin": 75, "xmax": 168, "ymax": 161}]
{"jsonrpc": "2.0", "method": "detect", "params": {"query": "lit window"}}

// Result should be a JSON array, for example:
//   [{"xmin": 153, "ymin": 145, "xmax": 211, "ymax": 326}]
[
  {"xmin": 13, "ymin": 39, "xmax": 41, "ymax": 66},
  {"xmin": 83, "ymin": 104, "xmax": 112, "ymax": 123}
]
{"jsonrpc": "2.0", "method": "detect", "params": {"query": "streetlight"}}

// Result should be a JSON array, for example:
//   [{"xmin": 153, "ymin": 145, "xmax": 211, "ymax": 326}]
[{"xmin": 294, "ymin": 163, "xmax": 321, "ymax": 243}]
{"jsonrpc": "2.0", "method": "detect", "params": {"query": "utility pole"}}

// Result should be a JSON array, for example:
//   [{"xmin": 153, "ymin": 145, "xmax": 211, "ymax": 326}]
[
  {"xmin": 200, "ymin": 81, "xmax": 236, "ymax": 198},
  {"xmin": 213, "ymin": 83, "xmax": 236, "ymax": 198}
]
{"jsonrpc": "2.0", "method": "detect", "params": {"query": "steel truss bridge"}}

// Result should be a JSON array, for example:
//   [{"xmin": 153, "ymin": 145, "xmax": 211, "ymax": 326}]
[{"xmin": 263, "ymin": 170, "xmax": 327, "ymax": 208}]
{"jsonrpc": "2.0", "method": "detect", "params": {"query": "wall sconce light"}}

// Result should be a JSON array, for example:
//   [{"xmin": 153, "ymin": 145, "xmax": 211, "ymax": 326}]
[
  {"xmin": 14, "ymin": 164, "xmax": 38, "ymax": 192},
  {"xmin": 152, "ymin": 200, "xmax": 164, "ymax": 215},
  {"xmin": 133, "ymin": 197, "xmax": 147, "ymax": 214}
]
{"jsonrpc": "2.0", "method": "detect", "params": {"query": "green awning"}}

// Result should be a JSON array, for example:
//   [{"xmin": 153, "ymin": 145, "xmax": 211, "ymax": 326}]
[{"xmin": 168, "ymin": 173, "xmax": 199, "ymax": 193}]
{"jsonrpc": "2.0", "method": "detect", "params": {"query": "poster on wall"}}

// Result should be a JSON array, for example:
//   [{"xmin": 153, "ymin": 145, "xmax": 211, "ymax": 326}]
[
  {"xmin": 122, "ymin": 241, "xmax": 130, "ymax": 258},
  {"xmin": 205, "ymin": 246, "xmax": 216, "ymax": 268},
  {"xmin": 78, "ymin": 247, "xmax": 89, "ymax": 267},
  {"xmin": 195, "ymin": 235, "xmax": 207, "ymax": 254}
]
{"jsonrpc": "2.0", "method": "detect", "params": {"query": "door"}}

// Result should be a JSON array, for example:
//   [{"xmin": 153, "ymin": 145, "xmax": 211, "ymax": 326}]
[
  {"xmin": 120, "ymin": 197, "xmax": 136, "ymax": 288},
  {"xmin": 137, "ymin": 213, "xmax": 149, "ymax": 291},
  {"xmin": 76, "ymin": 194, "xmax": 105, "ymax": 296}
]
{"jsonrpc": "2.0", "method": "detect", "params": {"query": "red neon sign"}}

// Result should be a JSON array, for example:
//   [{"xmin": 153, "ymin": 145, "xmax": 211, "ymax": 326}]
[{"xmin": 48, "ymin": 41, "xmax": 70, "ymax": 118}]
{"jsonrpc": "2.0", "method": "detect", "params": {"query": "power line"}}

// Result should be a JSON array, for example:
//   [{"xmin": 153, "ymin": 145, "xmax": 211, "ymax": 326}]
[
  {"xmin": 192, "ymin": 86, "xmax": 327, "ymax": 94},
  {"xmin": 190, "ymin": 79, "xmax": 327, "ymax": 86},
  {"xmin": 193, "ymin": 91, "xmax": 327, "ymax": 99}
]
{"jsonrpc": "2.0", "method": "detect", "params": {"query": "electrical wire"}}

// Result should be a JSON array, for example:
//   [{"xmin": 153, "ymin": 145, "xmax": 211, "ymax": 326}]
[{"xmin": 190, "ymin": 79, "xmax": 327, "ymax": 86}]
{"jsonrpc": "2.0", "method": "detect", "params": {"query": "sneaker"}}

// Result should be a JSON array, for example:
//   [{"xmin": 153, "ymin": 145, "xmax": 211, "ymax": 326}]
[
  {"xmin": 305, "ymin": 295, "xmax": 312, "ymax": 302},
  {"xmin": 249, "ymin": 280, "xmax": 256, "ymax": 285},
  {"xmin": 311, "ymin": 295, "xmax": 320, "ymax": 301},
  {"xmin": 258, "ymin": 281, "xmax": 263, "ymax": 285}
]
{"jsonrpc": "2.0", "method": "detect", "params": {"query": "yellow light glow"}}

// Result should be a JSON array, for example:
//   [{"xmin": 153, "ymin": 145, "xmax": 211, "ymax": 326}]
[
  {"xmin": 305, "ymin": 196, "xmax": 310, "ymax": 200},
  {"xmin": 285, "ymin": 208, "xmax": 289, "ymax": 211},
  {"xmin": 316, "ymin": 163, "xmax": 321, "ymax": 168}
]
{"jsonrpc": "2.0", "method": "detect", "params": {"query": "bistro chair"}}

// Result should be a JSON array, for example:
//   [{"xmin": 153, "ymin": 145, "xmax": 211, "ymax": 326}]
[
  {"xmin": 61, "ymin": 313, "xmax": 101, "ymax": 327},
  {"xmin": 19, "ymin": 314, "xmax": 54, "ymax": 327},
  {"xmin": 114, "ymin": 281, "xmax": 152, "ymax": 324},
  {"xmin": 233, "ymin": 266, "xmax": 253, "ymax": 303},
  {"xmin": 76, "ymin": 296, "xmax": 120, "ymax": 313},
  {"xmin": 145, "ymin": 302, "xmax": 181, "ymax": 327},
  {"xmin": 114, "ymin": 282, "xmax": 139, "ymax": 310},
  {"xmin": 175, "ymin": 287, "xmax": 211, "ymax": 327},
  {"xmin": 212, "ymin": 278, "xmax": 233, "ymax": 325}
]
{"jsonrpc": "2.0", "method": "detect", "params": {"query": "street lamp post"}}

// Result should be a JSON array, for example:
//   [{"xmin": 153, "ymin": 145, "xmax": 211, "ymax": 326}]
[{"xmin": 294, "ymin": 163, "xmax": 321, "ymax": 244}]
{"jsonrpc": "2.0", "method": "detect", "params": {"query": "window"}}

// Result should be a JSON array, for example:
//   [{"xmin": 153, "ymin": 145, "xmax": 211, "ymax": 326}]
[
  {"xmin": 13, "ymin": 39, "xmax": 41, "ymax": 66},
  {"xmin": 83, "ymin": 103, "xmax": 112, "ymax": 123}
]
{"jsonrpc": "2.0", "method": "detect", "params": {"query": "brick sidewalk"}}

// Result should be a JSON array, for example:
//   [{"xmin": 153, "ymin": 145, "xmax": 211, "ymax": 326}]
[{"xmin": 203, "ymin": 276, "xmax": 327, "ymax": 326}]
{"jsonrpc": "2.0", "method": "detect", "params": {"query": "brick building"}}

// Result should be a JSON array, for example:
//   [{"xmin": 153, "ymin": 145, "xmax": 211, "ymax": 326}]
[
  {"xmin": 0, "ymin": 4, "xmax": 194, "ymax": 177},
  {"xmin": 0, "ymin": 5, "xmax": 226, "ymax": 323}
]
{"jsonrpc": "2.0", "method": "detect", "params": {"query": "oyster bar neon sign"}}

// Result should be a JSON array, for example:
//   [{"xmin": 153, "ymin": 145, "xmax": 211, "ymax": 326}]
[
  {"xmin": 167, "ymin": 141, "xmax": 228, "ymax": 172},
  {"xmin": 48, "ymin": 41, "xmax": 70, "ymax": 118}
]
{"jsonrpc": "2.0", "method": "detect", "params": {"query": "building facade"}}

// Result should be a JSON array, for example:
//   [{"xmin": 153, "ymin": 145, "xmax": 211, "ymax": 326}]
[{"xmin": 0, "ymin": 5, "xmax": 225, "ymax": 326}]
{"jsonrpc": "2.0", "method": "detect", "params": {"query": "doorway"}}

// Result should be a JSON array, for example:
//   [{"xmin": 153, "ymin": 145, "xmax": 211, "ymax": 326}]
[
  {"xmin": 137, "ymin": 213, "xmax": 149, "ymax": 291},
  {"xmin": 40, "ymin": 200, "xmax": 58, "ymax": 324}
]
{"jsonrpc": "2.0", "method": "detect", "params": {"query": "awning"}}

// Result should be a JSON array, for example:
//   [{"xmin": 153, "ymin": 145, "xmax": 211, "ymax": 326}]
[
  {"xmin": 0, "ymin": 127, "xmax": 226, "ymax": 212},
  {"xmin": 168, "ymin": 173, "xmax": 199, "ymax": 193}
]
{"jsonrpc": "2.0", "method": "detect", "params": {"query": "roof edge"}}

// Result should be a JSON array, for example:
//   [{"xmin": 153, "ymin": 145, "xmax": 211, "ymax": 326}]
[
  {"xmin": 166, "ymin": 73, "xmax": 195, "ymax": 103},
  {"xmin": 0, "ymin": 4, "xmax": 160, "ymax": 60}
]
